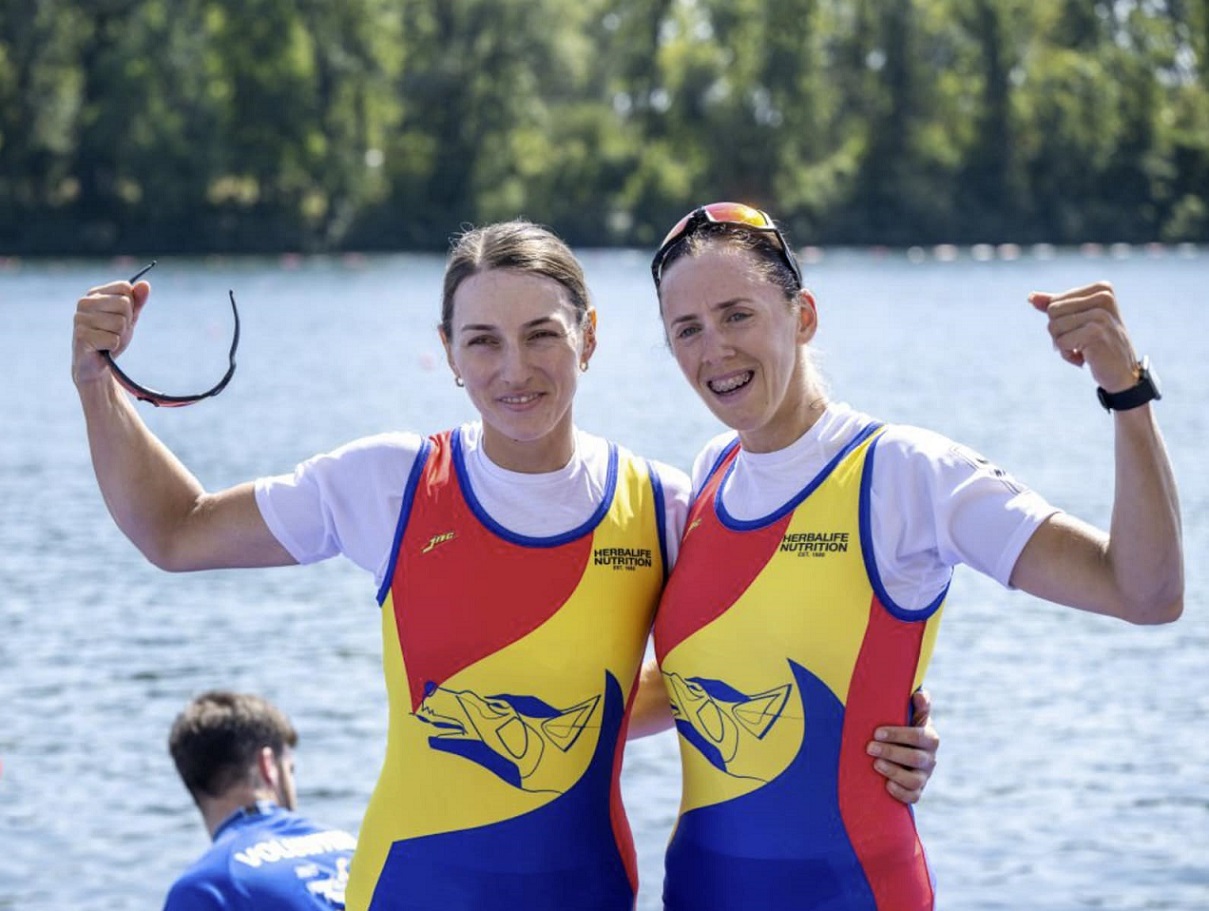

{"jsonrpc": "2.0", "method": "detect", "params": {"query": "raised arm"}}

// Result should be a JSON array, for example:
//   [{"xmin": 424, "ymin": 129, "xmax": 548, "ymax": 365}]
[
  {"xmin": 73, "ymin": 279, "xmax": 294, "ymax": 572},
  {"xmin": 1009, "ymin": 283, "xmax": 1182, "ymax": 624}
]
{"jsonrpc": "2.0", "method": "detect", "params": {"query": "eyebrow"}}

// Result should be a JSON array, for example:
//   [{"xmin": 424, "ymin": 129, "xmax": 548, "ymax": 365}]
[
  {"xmin": 458, "ymin": 316, "xmax": 561, "ymax": 333},
  {"xmin": 667, "ymin": 297, "xmax": 748, "ymax": 327}
]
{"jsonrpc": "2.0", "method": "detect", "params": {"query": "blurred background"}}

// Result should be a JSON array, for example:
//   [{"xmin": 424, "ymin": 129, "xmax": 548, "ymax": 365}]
[
  {"xmin": 1, "ymin": 0, "xmax": 1207, "ymax": 258},
  {"xmin": 2, "ymin": 2, "xmax": 1208, "ymax": 909}
]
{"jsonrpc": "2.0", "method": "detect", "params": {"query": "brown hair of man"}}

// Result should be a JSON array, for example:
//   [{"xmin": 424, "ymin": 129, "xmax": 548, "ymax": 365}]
[{"xmin": 168, "ymin": 690, "xmax": 298, "ymax": 804}]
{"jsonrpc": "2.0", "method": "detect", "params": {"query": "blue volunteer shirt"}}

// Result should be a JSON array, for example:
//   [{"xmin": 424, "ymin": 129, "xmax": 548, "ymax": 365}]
[{"xmin": 164, "ymin": 801, "xmax": 356, "ymax": 910}]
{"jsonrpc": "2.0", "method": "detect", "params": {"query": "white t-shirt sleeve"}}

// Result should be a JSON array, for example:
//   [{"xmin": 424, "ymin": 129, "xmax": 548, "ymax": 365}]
[
  {"xmin": 689, "ymin": 431, "xmax": 740, "ymax": 498},
  {"xmin": 691, "ymin": 409, "xmax": 1058, "ymax": 612},
  {"xmin": 253, "ymin": 431, "xmax": 426, "ymax": 582},
  {"xmin": 871, "ymin": 425, "xmax": 1059, "ymax": 608},
  {"xmin": 647, "ymin": 458, "xmax": 691, "ymax": 569}
]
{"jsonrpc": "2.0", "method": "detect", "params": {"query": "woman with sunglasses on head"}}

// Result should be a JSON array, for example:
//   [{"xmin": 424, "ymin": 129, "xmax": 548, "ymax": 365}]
[
  {"xmin": 71, "ymin": 220, "xmax": 938, "ymax": 911},
  {"xmin": 636, "ymin": 202, "xmax": 1183, "ymax": 911}
]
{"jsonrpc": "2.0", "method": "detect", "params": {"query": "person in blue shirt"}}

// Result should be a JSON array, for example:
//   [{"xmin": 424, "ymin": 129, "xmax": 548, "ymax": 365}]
[{"xmin": 164, "ymin": 690, "xmax": 357, "ymax": 910}]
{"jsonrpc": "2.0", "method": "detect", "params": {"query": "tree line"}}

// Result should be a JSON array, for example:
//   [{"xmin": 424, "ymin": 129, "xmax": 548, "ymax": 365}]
[{"xmin": 2, "ymin": 0, "xmax": 1206, "ymax": 255}]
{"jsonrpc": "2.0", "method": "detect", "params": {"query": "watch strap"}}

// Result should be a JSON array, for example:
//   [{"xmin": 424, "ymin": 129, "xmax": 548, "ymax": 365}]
[{"xmin": 1097, "ymin": 357, "xmax": 1160, "ymax": 412}]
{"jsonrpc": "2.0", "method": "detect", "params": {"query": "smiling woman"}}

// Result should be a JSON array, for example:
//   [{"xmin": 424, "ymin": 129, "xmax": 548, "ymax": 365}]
[
  {"xmin": 70, "ymin": 220, "xmax": 683, "ymax": 910},
  {"xmin": 439, "ymin": 267, "xmax": 596, "ymax": 472},
  {"xmin": 68, "ymin": 218, "xmax": 939, "ymax": 911},
  {"xmin": 659, "ymin": 243, "xmax": 820, "ymax": 454},
  {"xmin": 642, "ymin": 201, "xmax": 1184, "ymax": 911}
]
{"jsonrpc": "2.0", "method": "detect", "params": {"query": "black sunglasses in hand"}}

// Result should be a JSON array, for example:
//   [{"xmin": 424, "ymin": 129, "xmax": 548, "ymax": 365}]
[{"xmin": 102, "ymin": 261, "xmax": 240, "ymax": 407}]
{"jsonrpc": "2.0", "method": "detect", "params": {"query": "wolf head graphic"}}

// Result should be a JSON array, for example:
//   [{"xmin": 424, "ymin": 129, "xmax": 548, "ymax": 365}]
[
  {"xmin": 414, "ymin": 682, "xmax": 601, "ymax": 794},
  {"xmin": 664, "ymin": 671, "xmax": 793, "ymax": 781}
]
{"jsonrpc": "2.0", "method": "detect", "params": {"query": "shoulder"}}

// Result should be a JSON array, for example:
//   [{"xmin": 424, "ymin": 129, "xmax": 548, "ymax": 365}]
[
  {"xmin": 873, "ymin": 422, "xmax": 964, "ymax": 466},
  {"xmin": 816, "ymin": 403, "xmax": 956, "ymax": 467},
  {"xmin": 163, "ymin": 857, "xmax": 229, "ymax": 911},
  {"xmin": 597, "ymin": 431, "xmax": 692, "ymax": 504},
  {"xmin": 647, "ymin": 458, "xmax": 691, "ymax": 503},
  {"xmin": 316, "ymin": 430, "xmax": 431, "ymax": 467},
  {"xmin": 640, "ymin": 457, "xmax": 691, "ymax": 530},
  {"xmin": 873, "ymin": 422, "xmax": 1026, "ymax": 491},
  {"xmin": 261, "ymin": 430, "xmax": 432, "ymax": 491},
  {"xmin": 689, "ymin": 430, "xmax": 740, "ymax": 493}
]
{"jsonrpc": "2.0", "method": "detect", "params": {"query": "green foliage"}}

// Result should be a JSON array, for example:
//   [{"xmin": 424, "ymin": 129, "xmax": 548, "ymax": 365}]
[{"xmin": 0, "ymin": 0, "xmax": 1206, "ymax": 253}]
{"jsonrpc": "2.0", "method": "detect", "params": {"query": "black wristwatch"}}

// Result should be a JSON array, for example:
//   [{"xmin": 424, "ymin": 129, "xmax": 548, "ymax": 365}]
[{"xmin": 1097, "ymin": 356, "xmax": 1161, "ymax": 412}]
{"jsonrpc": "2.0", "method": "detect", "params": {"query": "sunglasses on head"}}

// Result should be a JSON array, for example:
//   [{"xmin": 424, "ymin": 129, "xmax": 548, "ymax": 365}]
[
  {"xmin": 650, "ymin": 201, "xmax": 803, "ymax": 290},
  {"xmin": 103, "ymin": 260, "xmax": 240, "ymax": 407}
]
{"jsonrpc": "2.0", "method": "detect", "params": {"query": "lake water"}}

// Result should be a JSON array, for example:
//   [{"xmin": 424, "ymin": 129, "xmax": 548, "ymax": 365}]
[{"xmin": 1, "ymin": 246, "xmax": 1207, "ymax": 909}]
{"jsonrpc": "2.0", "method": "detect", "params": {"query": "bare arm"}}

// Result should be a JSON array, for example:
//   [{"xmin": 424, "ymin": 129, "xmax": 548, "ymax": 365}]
[
  {"xmin": 627, "ymin": 658, "xmax": 674, "ymax": 739},
  {"xmin": 1010, "ymin": 284, "xmax": 1182, "ymax": 624},
  {"xmin": 73, "ymin": 279, "xmax": 295, "ymax": 571}
]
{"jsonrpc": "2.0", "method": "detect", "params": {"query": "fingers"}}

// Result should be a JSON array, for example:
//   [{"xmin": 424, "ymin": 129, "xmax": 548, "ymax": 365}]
[
  {"xmin": 870, "ymin": 745, "xmax": 933, "ymax": 804},
  {"xmin": 72, "ymin": 280, "xmax": 150, "ymax": 384},
  {"xmin": 870, "ymin": 723, "xmax": 940, "ymax": 756},
  {"xmin": 75, "ymin": 295, "xmax": 129, "ymax": 356},
  {"xmin": 1029, "ymin": 281, "xmax": 1137, "ymax": 386},
  {"xmin": 911, "ymin": 688, "xmax": 932, "ymax": 727},
  {"xmin": 884, "ymin": 776, "xmax": 927, "ymax": 804},
  {"xmin": 868, "ymin": 717, "xmax": 940, "ymax": 805}
]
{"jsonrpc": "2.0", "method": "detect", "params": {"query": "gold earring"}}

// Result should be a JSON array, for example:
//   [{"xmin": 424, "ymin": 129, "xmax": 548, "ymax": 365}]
[
  {"xmin": 454, "ymin": 375, "xmax": 465, "ymax": 387},
  {"xmin": 579, "ymin": 362, "xmax": 588, "ymax": 373}
]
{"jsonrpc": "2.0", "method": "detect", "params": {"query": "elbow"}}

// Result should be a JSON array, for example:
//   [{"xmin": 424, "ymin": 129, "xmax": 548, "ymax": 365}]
[
  {"xmin": 1112, "ymin": 548, "xmax": 1184, "ymax": 625},
  {"xmin": 137, "ymin": 536, "xmax": 202, "ymax": 573},
  {"xmin": 124, "ymin": 499, "xmax": 216, "ymax": 572},
  {"xmin": 1121, "ymin": 578, "xmax": 1184, "ymax": 626},
  {"xmin": 1128, "ymin": 594, "xmax": 1182, "ymax": 625},
  {"xmin": 141, "ymin": 545, "xmax": 190, "ymax": 573}
]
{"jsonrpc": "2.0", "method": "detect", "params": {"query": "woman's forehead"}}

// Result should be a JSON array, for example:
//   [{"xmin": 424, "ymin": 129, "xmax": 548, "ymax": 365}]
[
  {"xmin": 660, "ymin": 245, "xmax": 768, "ymax": 298},
  {"xmin": 451, "ymin": 268, "xmax": 577, "ymax": 326}
]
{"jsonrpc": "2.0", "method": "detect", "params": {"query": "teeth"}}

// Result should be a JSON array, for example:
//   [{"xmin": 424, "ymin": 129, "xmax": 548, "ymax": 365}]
[
  {"xmin": 500, "ymin": 393, "xmax": 540, "ymax": 404},
  {"xmin": 709, "ymin": 372, "xmax": 752, "ymax": 394}
]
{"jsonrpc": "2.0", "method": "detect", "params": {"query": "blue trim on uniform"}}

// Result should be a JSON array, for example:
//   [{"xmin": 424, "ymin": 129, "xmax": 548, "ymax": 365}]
[
  {"xmin": 646, "ymin": 459, "xmax": 670, "ymax": 582},
  {"xmin": 693, "ymin": 437, "xmax": 741, "ymax": 508},
  {"xmin": 716, "ymin": 422, "xmax": 883, "ymax": 531},
  {"xmin": 377, "ymin": 437, "xmax": 435, "ymax": 605},
  {"xmin": 859, "ymin": 433, "xmax": 949, "ymax": 622},
  {"xmin": 451, "ymin": 426, "xmax": 619, "ymax": 547}
]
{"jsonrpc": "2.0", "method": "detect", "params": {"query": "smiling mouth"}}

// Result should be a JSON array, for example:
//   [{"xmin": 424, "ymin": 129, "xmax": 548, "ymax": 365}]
[
  {"xmin": 707, "ymin": 371, "xmax": 753, "ymax": 395},
  {"xmin": 498, "ymin": 392, "xmax": 542, "ymax": 406}
]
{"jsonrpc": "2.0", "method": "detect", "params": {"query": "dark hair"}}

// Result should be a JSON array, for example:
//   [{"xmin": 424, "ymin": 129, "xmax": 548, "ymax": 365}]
[
  {"xmin": 168, "ymin": 691, "xmax": 297, "ymax": 801},
  {"xmin": 656, "ymin": 224, "xmax": 801, "ymax": 304},
  {"xmin": 439, "ymin": 219, "xmax": 591, "ymax": 338}
]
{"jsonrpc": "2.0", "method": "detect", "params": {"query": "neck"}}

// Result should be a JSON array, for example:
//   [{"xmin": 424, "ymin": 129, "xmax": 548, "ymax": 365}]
[
  {"xmin": 199, "ymin": 789, "xmax": 276, "ymax": 839},
  {"xmin": 738, "ymin": 376, "xmax": 829, "ymax": 454},
  {"xmin": 480, "ymin": 421, "xmax": 576, "ymax": 473}
]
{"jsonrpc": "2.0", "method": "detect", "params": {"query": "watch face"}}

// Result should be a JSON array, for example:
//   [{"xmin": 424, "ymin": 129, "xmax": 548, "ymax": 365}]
[{"xmin": 1142, "ymin": 365, "xmax": 1161, "ymax": 397}]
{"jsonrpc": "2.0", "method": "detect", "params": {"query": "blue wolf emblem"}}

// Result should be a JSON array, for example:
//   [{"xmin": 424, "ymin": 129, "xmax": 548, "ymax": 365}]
[
  {"xmin": 415, "ymin": 682, "xmax": 601, "ymax": 794},
  {"xmin": 664, "ymin": 671, "xmax": 793, "ymax": 780}
]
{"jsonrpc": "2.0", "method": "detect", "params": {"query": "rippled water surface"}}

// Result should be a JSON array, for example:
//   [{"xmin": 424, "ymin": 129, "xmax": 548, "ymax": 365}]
[{"xmin": 2, "ymin": 247, "xmax": 1207, "ymax": 909}]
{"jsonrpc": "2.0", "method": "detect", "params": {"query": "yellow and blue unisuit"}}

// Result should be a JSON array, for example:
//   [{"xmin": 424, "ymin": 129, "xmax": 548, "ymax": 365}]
[{"xmin": 655, "ymin": 423, "xmax": 945, "ymax": 911}]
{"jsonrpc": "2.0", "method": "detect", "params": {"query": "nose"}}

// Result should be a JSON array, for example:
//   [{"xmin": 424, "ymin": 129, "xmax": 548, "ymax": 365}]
[
  {"xmin": 498, "ymin": 340, "xmax": 533, "ymax": 384},
  {"xmin": 698, "ymin": 322, "xmax": 734, "ymax": 365}
]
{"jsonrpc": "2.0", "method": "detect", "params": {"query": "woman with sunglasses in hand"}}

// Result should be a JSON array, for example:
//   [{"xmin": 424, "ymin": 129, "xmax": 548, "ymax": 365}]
[
  {"xmin": 636, "ymin": 202, "xmax": 1183, "ymax": 910},
  {"xmin": 71, "ymin": 220, "xmax": 939, "ymax": 911}
]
